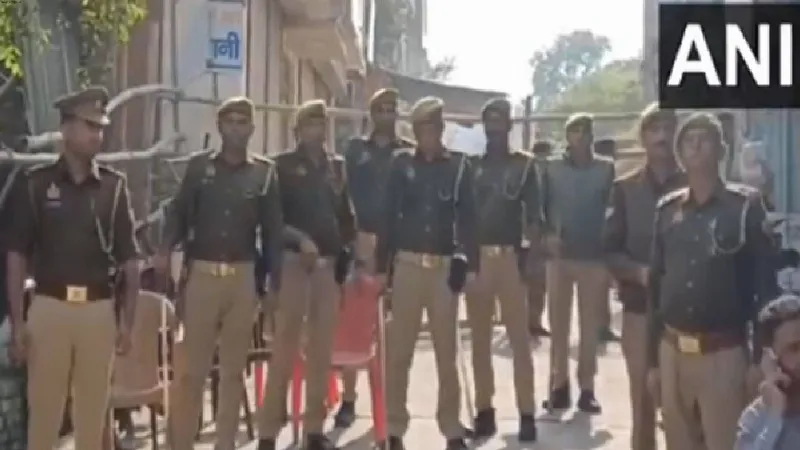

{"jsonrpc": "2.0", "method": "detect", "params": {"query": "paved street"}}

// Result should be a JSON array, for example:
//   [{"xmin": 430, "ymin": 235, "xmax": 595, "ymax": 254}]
[{"xmin": 63, "ymin": 301, "xmax": 663, "ymax": 449}]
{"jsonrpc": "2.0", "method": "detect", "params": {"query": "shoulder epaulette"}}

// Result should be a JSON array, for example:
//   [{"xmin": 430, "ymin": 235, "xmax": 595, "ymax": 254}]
[
  {"xmin": 594, "ymin": 154, "xmax": 615, "ymax": 165},
  {"xmin": 392, "ymin": 147, "xmax": 414, "ymax": 158},
  {"xmin": 97, "ymin": 164, "xmax": 125, "ymax": 178},
  {"xmin": 725, "ymin": 182, "xmax": 758, "ymax": 197},
  {"xmin": 398, "ymin": 137, "xmax": 416, "ymax": 147},
  {"xmin": 25, "ymin": 162, "xmax": 55, "ymax": 176},
  {"xmin": 615, "ymin": 165, "xmax": 646, "ymax": 184},
  {"xmin": 657, "ymin": 187, "xmax": 688, "ymax": 209}
]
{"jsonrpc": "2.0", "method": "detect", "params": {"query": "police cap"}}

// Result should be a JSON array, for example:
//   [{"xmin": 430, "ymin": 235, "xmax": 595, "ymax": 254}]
[
  {"xmin": 53, "ymin": 86, "xmax": 110, "ymax": 126},
  {"xmin": 294, "ymin": 99, "xmax": 327, "ymax": 127},
  {"xmin": 564, "ymin": 113, "xmax": 594, "ymax": 133},
  {"xmin": 409, "ymin": 96, "xmax": 444, "ymax": 125},
  {"xmin": 217, "ymin": 96, "xmax": 254, "ymax": 120},
  {"xmin": 481, "ymin": 97, "xmax": 512, "ymax": 121},
  {"xmin": 369, "ymin": 88, "xmax": 399, "ymax": 111}
]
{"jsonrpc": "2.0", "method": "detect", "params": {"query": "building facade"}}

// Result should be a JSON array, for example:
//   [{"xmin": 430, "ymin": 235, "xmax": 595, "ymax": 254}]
[{"xmin": 115, "ymin": 0, "xmax": 369, "ymax": 155}]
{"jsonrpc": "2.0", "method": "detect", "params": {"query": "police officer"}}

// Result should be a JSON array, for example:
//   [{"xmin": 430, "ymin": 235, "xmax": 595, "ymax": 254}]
[
  {"xmin": 604, "ymin": 103, "xmax": 683, "ymax": 450},
  {"xmin": 541, "ymin": 114, "xmax": 613, "ymax": 413},
  {"xmin": 646, "ymin": 112, "xmax": 778, "ymax": 450},
  {"xmin": 5, "ymin": 86, "xmax": 141, "ymax": 450},
  {"xmin": 375, "ymin": 96, "xmax": 478, "ymax": 450},
  {"xmin": 256, "ymin": 99, "xmax": 357, "ymax": 450},
  {"xmin": 465, "ymin": 98, "xmax": 538, "ymax": 442},
  {"xmin": 593, "ymin": 138, "xmax": 621, "ymax": 344},
  {"xmin": 526, "ymin": 140, "xmax": 553, "ymax": 337},
  {"xmin": 335, "ymin": 88, "xmax": 414, "ymax": 428},
  {"xmin": 156, "ymin": 96, "xmax": 283, "ymax": 450}
]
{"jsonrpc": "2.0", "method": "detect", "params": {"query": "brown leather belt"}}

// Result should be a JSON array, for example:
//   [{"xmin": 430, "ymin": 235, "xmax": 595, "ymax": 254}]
[
  {"xmin": 36, "ymin": 283, "xmax": 112, "ymax": 303},
  {"xmin": 481, "ymin": 245, "xmax": 515, "ymax": 257},
  {"xmin": 663, "ymin": 326, "xmax": 746, "ymax": 355},
  {"xmin": 396, "ymin": 251, "xmax": 449, "ymax": 269}
]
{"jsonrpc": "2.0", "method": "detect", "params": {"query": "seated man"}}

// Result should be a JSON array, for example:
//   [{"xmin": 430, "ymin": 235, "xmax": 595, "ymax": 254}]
[{"xmin": 735, "ymin": 294, "xmax": 800, "ymax": 449}]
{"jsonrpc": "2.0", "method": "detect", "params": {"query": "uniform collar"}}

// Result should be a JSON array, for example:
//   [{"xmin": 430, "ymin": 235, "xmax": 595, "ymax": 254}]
[
  {"xmin": 367, "ymin": 133, "xmax": 406, "ymax": 150},
  {"xmin": 55, "ymin": 155, "xmax": 101, "ymax": 183},
  {"xmin": 209, "ymin": 148, "xmax": 254, "ymax": 165},
  {"xmin": 414, "ymin": 147, "xmax": 450, "ymax": 162},
  {"xmin": 563, "ymin": 147, "xmax": 595, "ymax": 166}
]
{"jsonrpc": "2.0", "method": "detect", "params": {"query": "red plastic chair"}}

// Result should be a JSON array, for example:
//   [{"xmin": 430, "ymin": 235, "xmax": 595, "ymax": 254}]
[{"xmin": 289, "ymin": 275, "xmax": 387, "ymax": 445}]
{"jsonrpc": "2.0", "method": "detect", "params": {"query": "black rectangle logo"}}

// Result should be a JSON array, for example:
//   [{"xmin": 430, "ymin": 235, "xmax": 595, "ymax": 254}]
[{"xmin": 659, "ymin": 4, "xmax": 797, "ymax": 109}]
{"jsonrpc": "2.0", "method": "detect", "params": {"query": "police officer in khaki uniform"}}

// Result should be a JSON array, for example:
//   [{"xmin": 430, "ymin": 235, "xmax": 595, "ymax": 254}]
[
  {"xmin": 526, "ymin": 140, "xmax": 553, "ymax": 337},
  {"xmin": 604, "ymin": 104, "xmax": 684, "ymax": 450},
  {"xmin": 335, "ymin": 88, "xmax": 414, "ymax": 428},
  {"xmin": 647, "ymin": 113, "xmax": 777, "ymax": 450},
  {"xmin": 376, "ymin": 97, "xmax": 478, "ymax": 450},
  {"xmin": 5, "ymin": 86, "xmax": 141, "ymax": 450},
  {"xmin": 256, "ymin": 100, "xmax": 357, "ymax": 450},
  {"xmin": 465, "ymin": 98, "xmax": 538, "ymax": 442},
  {"xmin": 156, "ymin": 96, "xmax": 283, "ymax": 450}
]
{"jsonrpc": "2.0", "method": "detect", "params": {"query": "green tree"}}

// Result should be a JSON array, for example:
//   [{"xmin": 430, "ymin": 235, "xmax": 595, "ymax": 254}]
[
  {"xmin": 547, "ymin": 58, "xmax": 645, "ymax": 113},
  {"xmin": 0, "ymin": 0, "xmax": 147, "ymax": 82},
  {"xmin": 529, "ymin": 30, "xmax": 611, "ymax": 110},
  {"xmin": 424, "ymin": 56, "xmax": 456, "ymax": 81}
]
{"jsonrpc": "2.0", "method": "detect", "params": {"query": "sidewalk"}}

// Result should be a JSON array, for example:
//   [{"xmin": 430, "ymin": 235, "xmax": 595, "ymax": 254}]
[{"xmin": 69, "ymin": 302, "xmax": 662, "ymax": 449}]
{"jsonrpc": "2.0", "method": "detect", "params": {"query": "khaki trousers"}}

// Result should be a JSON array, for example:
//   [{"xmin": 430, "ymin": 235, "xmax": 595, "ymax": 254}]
[
  {"xmin": 525, "ymin": 256, "xmax": 547, "ymax": 328},
  {"xmin": 341, "ymin": 232, "xmax": 377, "ymax": 403},
  {"xmin": 659, "ymin": 340, "xmax": 747, "ymax": 450},
  {"xmin": 466, "ymin": 247, "xmax": 534, "ymax": 414},
  {"xmin": 257, "ymin": 253, "xmax": 341, "ymax": 437},
  {"xmin": 546, "ymin": 259, "xmax": 608, "ymax": 390},
  {"xmin": 170, "ymin": 261, "xmax": 258, "ymax": 450},
  {"xmin": 621, "ymin": 312, "xmax": 657, "ymax": 450},
  {"xmin": 387, "ymin": 252, "xmax": 462, "ymax": 439},
  {"xmin": 26, "ymin": 296, "xmax": 116, "ymax": 450}
]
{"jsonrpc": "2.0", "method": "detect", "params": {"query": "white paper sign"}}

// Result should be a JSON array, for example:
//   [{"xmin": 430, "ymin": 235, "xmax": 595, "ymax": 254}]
[{"xmin": 207, "ymin": 0, "xmax": 245, "ymax": 73}]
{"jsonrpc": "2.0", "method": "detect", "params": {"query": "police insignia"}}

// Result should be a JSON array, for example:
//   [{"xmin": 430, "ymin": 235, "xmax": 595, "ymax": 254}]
[
  {"xmin": 406, "ymin": 166, "xmax": 415, "ymax": 180},
  {"xmin": 474, "ymin": 166, "xmax": 483, "ymax": 178},
  {"xmin": 46, "ymin": 182, "xmax": 59, "ymax": 200},
  {"xmin": 205, "ymin": 164, "xmax": 215, "ymax": 177},
  {"xmin": 605, "ymin": 206, "xmax": 614, "ymax": 219},
  {"xmin": 358, "ymin": 150, "xmax": 371, "ymax": 164},
  {"xmin": 296, "ymin": 165, "xmax": 307, "ymax": 176}
]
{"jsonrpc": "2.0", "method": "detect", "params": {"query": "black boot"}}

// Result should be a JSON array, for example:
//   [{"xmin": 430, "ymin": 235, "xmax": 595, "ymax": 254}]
[
  {"xmin": 305, "ymin": 433, "xmax": 339, "ymax": 450},
  {"xmin": 518, "ymin": 414, "xmax": 537, "ymax": 442},
  {"xmin": 445, "ymin": 437, "xmax": 468, "ymax": 450},
  {"xmin": 598, "ymin": 327, "xmax": 620, "ymax": 342},
  {"xmin": 334, "ymin": 400, "xmax": 356, "ymax": 428},
  {"xmin": 577, "ymin": 390, "xmax": 602, "ymax": 414},
  {"xmin": 256, "ymin": 438, "xmax": 276, "ymax": 450},
  {"xmin": 472, "ymin": 408, "xmax": 497, "ymax": 438},
  {"xmin": 374, "ymin": 435, "xmax": 404, "ymax": 450},
  {"xmin": 541, "ymin": 383, "xmax": 571, "ymax": 410}
]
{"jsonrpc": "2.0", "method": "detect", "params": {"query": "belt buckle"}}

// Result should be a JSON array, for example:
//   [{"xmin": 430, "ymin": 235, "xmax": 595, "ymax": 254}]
[
  {"xmin": 677, "ymin": 334, "xmax": 701, "ymax": 354},
  {"xmin": 420, "ymin": 254, "xmax": 435, "ymax": 269},
  {"xmin": 218, "ymin": 263, "xmax": 234, "ymax": 277},
  {"xmin": 486, "ymin": 246, "xmax": 501, "ymax": 257},
  {"xmin": 66, "ymin": 285, "xmax": 88, "ymax": 304}
]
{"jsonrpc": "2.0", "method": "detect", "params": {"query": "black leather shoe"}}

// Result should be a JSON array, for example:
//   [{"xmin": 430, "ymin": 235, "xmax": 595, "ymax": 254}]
[
  {"xmin": 577, "ymin": 390, "xmax": 602, "ymax": 414},
  {"xmin": 518, "ymin": 414, "xmax": 537, "ymax": 442},
  {"xmin": 334, "ymin": 400, "xmax": 356, "ymax": 428},
  {"xmin": 529, "ymin": 325, "xmax": 551, "ymax": 337},
  {"xmin": 541, "ymin": 383, "xmax": 571, "ymax": 410},
  {"xmin": 305, "ymin": 434, "xmax": 339, "ymax": 450},
  {"xmin": 445, "ymin": 438, "xmax": 468, "ymax": 450},
  {"xmin": 374, "ymin": 435, "xmax": 404, "ymax": 450},
  {"xmin": 473, "ymin": 407, "xmax": 497, "ymax": 438},
  {"xmin": 256, "ymin": 438, "xmax": 276, "ymax": 450},
  {"xmin": 598, "ymin": 327, "xmax": 620, "ymax": 342}
]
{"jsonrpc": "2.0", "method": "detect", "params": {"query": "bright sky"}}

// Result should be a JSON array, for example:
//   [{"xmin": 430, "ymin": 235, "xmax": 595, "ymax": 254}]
[{"xmin": 425, "ymin": 0, "xmax": 644, "ymax": 100}]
